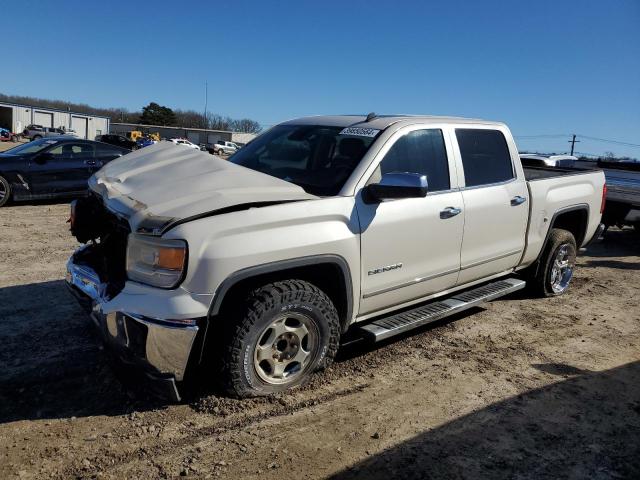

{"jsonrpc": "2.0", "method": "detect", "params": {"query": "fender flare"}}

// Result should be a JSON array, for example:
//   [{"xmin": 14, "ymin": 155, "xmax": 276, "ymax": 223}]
[
  {"xmin": 208, "ymin": 254, "xmax": 354, "ymax": 328},
  {"xmin": 532, "ymin": 203, "xmax": 590, "ymax": 275},
  {"xmin": 544, "ymin": 204, "xmax": 590, "ymax": 247}
]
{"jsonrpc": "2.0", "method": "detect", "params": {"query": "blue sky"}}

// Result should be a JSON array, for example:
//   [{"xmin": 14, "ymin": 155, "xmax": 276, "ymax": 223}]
[{"xmin": 2, "ymin": 0, "xmax": 639, "ymax": 157}]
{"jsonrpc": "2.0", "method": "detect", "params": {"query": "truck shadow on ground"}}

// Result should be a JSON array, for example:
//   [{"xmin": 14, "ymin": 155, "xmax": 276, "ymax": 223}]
[
  {"xmin": 0, "ymin": 280, "xmax": 164, "ymax": 424},
  {"xmin": 329, "ymin": 360, "xmax": 640, "ymax": 480}
]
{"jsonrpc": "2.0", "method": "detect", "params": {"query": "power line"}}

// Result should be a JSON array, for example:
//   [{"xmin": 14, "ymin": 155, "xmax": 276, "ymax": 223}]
[
  {"xmin": 576, "ymin": 135, "xmax": 640, "ymax": 148},
  {"xmin": 514, "ymin": 134, "xmax": 569, "ymax": 138},
  {"xmin": 515, "ymin": 133, "xmax": 640, "ymax": 148}
]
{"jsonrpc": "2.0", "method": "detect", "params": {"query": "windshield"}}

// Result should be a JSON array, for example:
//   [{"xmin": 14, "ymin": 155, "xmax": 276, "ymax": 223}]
[
  {"xmin": 3, "ymin": 138, "xmax": 59, "ymax": 155},
  {"xmin": 229, "ymin": 124, "xmax": 380, "ymax": 196}
]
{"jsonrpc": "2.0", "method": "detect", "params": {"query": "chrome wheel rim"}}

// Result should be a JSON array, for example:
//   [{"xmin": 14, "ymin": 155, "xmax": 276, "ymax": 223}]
[
  {"xmin": 0, "ymin": 181, "xmax": 6, "ymax": 201},
  {"xmin": 550, "ymin": 244, "xmax": 574, "ymax": 294},
  {"xmin": 253, "ymin": 312, "xmax": 318, "ymax": 385}
]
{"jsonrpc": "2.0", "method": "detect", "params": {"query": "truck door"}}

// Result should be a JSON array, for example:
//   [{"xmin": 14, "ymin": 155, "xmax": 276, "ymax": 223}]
[
  {"xmin": 356, "ymin": 127, "xmax": 464, "ymax": 315},
  {"xmin": 453, "ymin": 128, "xmax": 529, "ymax": 285}
]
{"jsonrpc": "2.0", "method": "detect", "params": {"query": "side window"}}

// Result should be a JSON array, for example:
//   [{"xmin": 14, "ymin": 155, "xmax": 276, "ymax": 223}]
[
  {"xmin": 378, "ymin": 129, "xmax": 450, "ymax": 192},
  {"xmin": 49, "ymin": 143, "xmax": 94, "ymax": 159},
  {"xmin": 455, "ymin": 129, "xmax": 514, "ymax": 187},
  {"xmin": 96, "ymin": 144, "xmax": 123, "ymax": 156},
  {"xmin": 73, "ymin": 144, "xmax": 94, "ymax": 156}
]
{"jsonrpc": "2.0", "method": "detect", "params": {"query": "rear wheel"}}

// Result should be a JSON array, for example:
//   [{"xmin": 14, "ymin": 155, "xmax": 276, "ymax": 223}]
[
  {"xmin": 0, "ymin": 176, "xmax": 11, "ymax": 207},
  {"xmin": 530, "ymin": 228, "xmax": 577, "ymax": 297},
  {"xmin": 32, "ymin": 135, "xmax": 42, "ymax": 140},
  {"xmin": 219, "ymin": 280, "xmax": 340, "ymax": 397}
]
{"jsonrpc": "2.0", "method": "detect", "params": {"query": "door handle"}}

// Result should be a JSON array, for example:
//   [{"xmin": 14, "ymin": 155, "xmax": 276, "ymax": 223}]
[
  {"xmin": 510, "ymin": 196, "xmax": 526, "ymax": 206},
  {"xmin": 440, "ymin": 207, "xmax": 462, "ymax": 219}
]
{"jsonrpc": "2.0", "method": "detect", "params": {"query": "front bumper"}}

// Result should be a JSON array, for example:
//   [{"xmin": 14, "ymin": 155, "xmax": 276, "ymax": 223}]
[{"xmin": 65, "ymin": 252, "xmax": 204, "ymax": 401}]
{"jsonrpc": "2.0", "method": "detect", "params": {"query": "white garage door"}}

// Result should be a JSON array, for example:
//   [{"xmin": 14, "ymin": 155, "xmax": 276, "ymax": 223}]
[
  {"xmin": 207, "ymin": 134, "xmax": 222, "ymax": 144},
  {"xmin": 34, "ymin": 111, "xmax": 53, "ymax": 127},
  {"xmin": 71, "ymin": 116, "xmax": 88, "ymax": 139}
]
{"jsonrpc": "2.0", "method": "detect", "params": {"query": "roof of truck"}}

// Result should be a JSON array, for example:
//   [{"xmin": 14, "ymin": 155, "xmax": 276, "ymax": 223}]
[{"xmin": 280, "ymin": 114, "xmax": 504, "ymax": 130}]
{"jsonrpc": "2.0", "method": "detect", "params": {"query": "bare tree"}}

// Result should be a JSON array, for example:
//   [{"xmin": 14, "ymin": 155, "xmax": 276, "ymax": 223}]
[{"xmin": 230, "ymin": 118, "xmax": 262, "ymax": 133}]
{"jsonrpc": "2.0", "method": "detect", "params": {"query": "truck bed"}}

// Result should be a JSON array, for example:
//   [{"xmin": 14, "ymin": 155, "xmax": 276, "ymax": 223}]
[
  {"xmin": 524, "ymin": 159, "xmax": 639, "ymax": 226},
  {"xmin": 523, "ymin": 165, "xmax": 600, "ymax": 181}
]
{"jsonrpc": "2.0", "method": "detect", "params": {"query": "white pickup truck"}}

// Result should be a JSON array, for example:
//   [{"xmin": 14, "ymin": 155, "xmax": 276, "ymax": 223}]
[{"xmin": 65, "ymin": 114, "xmax": 605, "ymax": 400}]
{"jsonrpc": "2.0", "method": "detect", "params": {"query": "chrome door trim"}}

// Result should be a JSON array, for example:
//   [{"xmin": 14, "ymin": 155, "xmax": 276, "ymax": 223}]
[
  {"xmin": 460, "ymin": 249, "xmax": 522, "ymax": 271},
  {"xmin": 362, "ymin": 267, "xmax": 459, "ymax": 299}
]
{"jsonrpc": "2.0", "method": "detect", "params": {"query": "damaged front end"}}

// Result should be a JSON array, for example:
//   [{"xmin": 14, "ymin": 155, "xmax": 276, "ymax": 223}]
[{"xmin": 65, "ymin": 195, "xmax": 202, "ymax": 402}]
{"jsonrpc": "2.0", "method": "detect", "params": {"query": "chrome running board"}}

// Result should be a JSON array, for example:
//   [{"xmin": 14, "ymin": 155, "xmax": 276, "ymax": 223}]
[{"xmin": 358, "ymin": 278, "xmax": 526, "ymax": 342}]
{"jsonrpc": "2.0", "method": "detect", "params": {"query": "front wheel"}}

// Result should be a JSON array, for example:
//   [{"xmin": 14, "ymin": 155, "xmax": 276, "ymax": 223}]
[
  {"xmin": 531, "ymin": 228, "xmax": 577, "ymax": 297},
  {"xmin": 0, "ymin": 176, "xmax": 11, "ymax": 207},
  {"xmin": 219, "ymin": 280, "xmax": 340, "ymax": 398}
]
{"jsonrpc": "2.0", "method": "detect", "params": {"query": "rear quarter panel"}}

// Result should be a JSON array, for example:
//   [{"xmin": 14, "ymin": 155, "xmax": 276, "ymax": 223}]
[{"xmin": 521, "ymin": 171, "xmax": 605, "ymax": 266}]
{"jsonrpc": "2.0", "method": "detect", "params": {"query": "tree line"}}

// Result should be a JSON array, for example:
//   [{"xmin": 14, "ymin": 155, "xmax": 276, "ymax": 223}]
[{"xmin": 0, "ymin": 93, "xmax": 262, "ymax": 133}]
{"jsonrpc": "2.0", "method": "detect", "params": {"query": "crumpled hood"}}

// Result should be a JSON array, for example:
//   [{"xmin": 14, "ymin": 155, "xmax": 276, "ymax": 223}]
[{"xmin": 90, "ymin": 141, "xmax": 317, "ymax": 232}]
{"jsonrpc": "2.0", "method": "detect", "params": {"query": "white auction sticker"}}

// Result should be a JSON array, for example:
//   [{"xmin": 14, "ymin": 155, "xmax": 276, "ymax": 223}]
[{"xmin": 339, "ymin": 127, "xmax": 380, "ymax": 137}]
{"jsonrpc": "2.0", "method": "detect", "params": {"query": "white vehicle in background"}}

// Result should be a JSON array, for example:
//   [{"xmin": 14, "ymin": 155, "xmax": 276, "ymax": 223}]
[
  {"xmin": 520, "ymin": 154, "xmax": 578, "ymax": 167},
  {"xmin": 61, "ymin": 128, "xmax": 80, "ymax": 138},
  {"xmin": 169, "ymin": 138, "xmax": 201, "ymax": 150},
  {"xmin": 213, "ymin": 140, "xmax": 239, "ymax": 155}
]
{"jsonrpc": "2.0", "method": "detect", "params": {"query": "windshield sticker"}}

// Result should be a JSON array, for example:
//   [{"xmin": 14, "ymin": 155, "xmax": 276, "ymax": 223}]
[{"xmin": 339, "ymin": 127, "xmax": 380, "ymax": 138}]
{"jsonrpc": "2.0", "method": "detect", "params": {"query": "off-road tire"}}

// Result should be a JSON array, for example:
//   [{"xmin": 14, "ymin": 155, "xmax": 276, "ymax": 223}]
[
  {"xmin": 530, "ymin": 228, "xmax": 577, "ymax": 297},
  {"xmin": 0, "ymin": 176, "xmax": 11, "ymax": 207},
  {"xmin": 220, "ymin": 280, "xmax": 340, "ymax": 398}
]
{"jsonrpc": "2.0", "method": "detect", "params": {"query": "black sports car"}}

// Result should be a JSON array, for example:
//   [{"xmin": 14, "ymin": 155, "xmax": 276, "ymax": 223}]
[
  {"xmin": 95, "ymin": 134, "xmax": 137, "ymax": 150},
  {"xmin": 0, "ymin": 137, "xmax": 129, "ymax": 207}
]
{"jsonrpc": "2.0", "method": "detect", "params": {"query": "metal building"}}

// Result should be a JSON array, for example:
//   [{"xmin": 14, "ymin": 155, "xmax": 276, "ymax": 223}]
[
  {"xmin": 109, "ymin": 123, "xmax": 257, "ymax": 146},
  {"xmin": 0, "ymin": 101, "xmax": 110, "ymax": 140}
]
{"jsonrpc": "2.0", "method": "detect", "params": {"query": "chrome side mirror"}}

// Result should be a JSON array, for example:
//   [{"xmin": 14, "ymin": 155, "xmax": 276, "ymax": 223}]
[{"xmin": 365, "ymin": 172, "xmax": 428, "ymax": 203}]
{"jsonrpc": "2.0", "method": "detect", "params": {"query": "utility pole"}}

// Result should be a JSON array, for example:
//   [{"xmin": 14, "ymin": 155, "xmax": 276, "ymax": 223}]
[
  {"xmin": 203, "ymin": 81, "xmax": 208, "ymax": 129},
  {"xmin": 568, "ymin": 134, "xmax": 580, "ymax": 156}
]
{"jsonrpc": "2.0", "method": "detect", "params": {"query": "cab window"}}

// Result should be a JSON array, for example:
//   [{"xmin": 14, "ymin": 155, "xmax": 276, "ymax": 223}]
[
  {"xmin": 455, "ymin": 129, "xmax": 514, "ymax": 187},
  {"xmin": 375, "ymin": 129, "xmax": 450, "ymax": 192}
]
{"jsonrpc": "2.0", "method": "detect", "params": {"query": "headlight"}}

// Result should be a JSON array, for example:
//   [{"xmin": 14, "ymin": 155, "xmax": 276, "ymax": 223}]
[{"xmin": 126, "ymin": 235, "xmax": 187, "ymax": 288}]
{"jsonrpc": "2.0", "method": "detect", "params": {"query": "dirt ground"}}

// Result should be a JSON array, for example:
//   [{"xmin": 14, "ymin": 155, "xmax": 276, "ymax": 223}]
[{"xmin": 0, "ymin": 201, "xmax": 638, "ymax": 480}]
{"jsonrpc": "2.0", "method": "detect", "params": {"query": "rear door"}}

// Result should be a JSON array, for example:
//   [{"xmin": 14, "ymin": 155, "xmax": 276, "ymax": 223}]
[
  {"xmin": 453, "ymin": 127, "xmax": 529, "ymax": 285},
  {"xmin": 356, "ymin": 126, "xmax": 464, "ymax": 314},
  {"xmin": 29, "ymin": 142, "xmax": 93, "ymax": 194}
]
